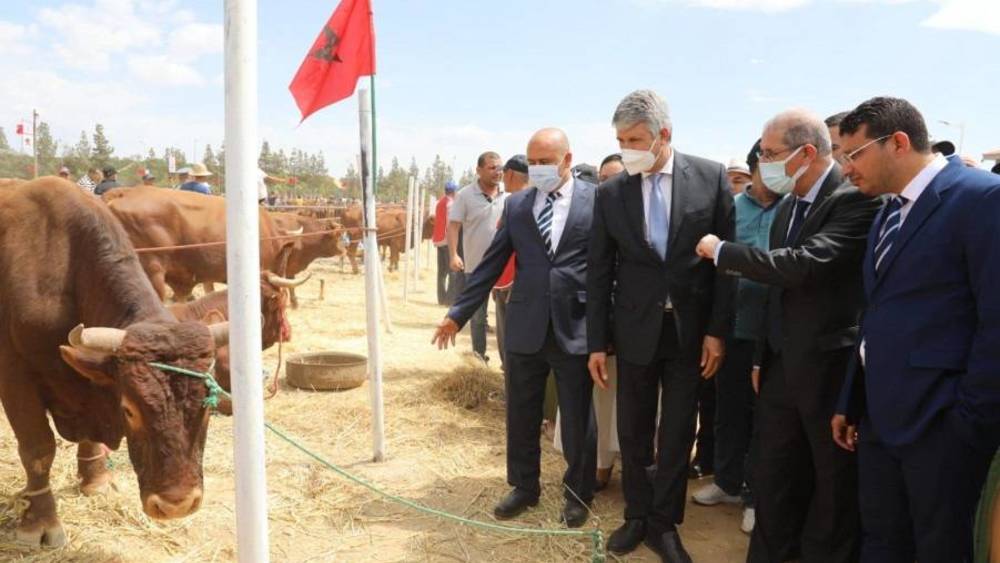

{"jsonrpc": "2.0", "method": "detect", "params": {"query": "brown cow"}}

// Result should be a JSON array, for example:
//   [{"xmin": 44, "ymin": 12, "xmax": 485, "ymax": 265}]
[
  {"xmin": 103, "ymin": 187, "xmax": 294, "ymax": 301},
  {"xmin": 0, "ymin": 178, "xmax": 228, "ymax": 547},
  {"xmin": 168, "ymin": 271, "xmax": 307, "ymax": 415},
  {"xmin": 270, "ymin": 212, "xmax": 347, "ymax": 307}
]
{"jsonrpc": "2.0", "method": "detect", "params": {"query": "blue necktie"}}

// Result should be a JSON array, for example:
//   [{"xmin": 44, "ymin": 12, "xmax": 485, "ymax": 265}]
[
  {"xmin": 875, "ymin": 196, "xmax": 906, "ymax": 274},
  {"xmin": 648, "ymin": 174, "xmax": 668, "ymax": 259},
  {"xmin": 536, "ymin": 191, "xmax": 559, "ymax": 258},
  {"xmin": 784, "ymin": 198, "xmax": 811, "ymax": 247}
]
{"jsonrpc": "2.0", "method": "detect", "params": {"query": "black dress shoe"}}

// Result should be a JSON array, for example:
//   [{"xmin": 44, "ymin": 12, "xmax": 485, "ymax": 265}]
[
  {"xmin": 607, "ymin": 519, "xmax": 647, "ymax": 555},
  {"xmin": 561, "ymin": 500, "xmax": 589, "ymax": 528},
  {"xmin": 644, "ymin": 528, "xmax": 692, "ymax": 563},
  {"xmin": 493, "ymin": 489, "xmax": 538, "ymax": 520}
]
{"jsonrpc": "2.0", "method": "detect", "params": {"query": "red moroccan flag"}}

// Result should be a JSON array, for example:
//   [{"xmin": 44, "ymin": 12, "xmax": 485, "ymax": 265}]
[{"xmin": 289, "ymin": 0, "xmax": 375, "ymax": 121}]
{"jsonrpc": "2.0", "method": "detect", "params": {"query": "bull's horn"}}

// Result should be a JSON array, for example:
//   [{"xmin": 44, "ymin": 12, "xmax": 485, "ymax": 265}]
[
  {"xmin": 266, "ymin": 271, "xmax": 312, "ymax": 288},
  {"xmin": 208, "ymin": 322, "xmax": 229, "ymax": 347},
  {"xmin": 70, "ymin": 324, "xmax": 127, "ymax": 352},
  {"xmin": 286, "ymin": 227, "xmax": 304, "ymax": 236}
]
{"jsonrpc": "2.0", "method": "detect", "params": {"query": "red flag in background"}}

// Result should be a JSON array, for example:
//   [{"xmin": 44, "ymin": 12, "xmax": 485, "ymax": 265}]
[{"xmin": 289, "ymin": 0, "xmax": 375, "ymax": 121}]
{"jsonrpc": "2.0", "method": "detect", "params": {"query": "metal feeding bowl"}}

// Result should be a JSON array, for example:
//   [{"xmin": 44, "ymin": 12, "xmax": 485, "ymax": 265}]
[{"xmin": 285, "ymin": 352, "xmax": 368, "ymax": 391}]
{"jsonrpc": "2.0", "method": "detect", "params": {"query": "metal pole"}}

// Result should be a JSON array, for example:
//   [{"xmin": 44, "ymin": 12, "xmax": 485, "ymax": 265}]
[
  {"xmin": 223, "ymin": 1, "xmax": 270, "ymax": 560},
  {"xmin": 402, "ymin": 176, "xmax": 414, "ymax": 302},
  {"xmin": 32, "ymin": 110, "xmax": 38, "ymax": 178},
  {"xmin": 359, "ymin": 87, "xmax": 386, "ymax": 462}
]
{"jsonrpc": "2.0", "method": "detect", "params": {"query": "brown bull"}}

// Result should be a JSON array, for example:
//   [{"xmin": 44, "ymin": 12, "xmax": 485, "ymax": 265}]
[
  {"xmin": 336, "ymin": 205, "xmax": 431, "ymax": 273},
  {"xmin": 0, "ymin": 178, "xmax": 228, "ymax": 547},
  {"xmin": 168, "ymin": 271, "xmax": 307, "ymax": 414},
  {"xmin": 103, "ymin": 186, "xmax": 294, "ymax": 301},
  {"xmin": 270, "ymin": 211, "xmax": 348, "ymax": 306}
]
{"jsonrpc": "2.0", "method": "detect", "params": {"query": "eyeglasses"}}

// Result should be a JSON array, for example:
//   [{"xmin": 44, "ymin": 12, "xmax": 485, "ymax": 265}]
[
  {"xmin": 838, "ymin": 134, "xmax": 892, "ymax": 165},
  {"xmin": 756, "ymin": 145, "xmax": 802, "ymax": 163}
]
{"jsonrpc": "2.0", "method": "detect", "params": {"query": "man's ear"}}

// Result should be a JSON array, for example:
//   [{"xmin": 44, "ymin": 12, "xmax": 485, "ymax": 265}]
[{"xmin": 60, "ymin": 345, "xmax": 115, "ymax": 386}]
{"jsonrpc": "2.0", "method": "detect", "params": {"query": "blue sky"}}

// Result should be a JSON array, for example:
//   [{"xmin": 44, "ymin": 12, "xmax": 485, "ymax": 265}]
[{"xmin": 1, "ymin": 0, "xmax": 998, "ymax": 177}]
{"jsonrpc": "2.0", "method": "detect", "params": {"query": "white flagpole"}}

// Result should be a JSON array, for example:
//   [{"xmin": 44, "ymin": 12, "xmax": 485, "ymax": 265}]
[{"xmin": 224, "ymin": 0, "xmax": 270, "ymax": 560}]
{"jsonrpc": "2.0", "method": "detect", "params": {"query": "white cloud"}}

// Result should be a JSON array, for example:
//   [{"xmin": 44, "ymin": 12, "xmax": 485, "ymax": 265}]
[
  {"xmin": 167, "ymin": 22, "xmax": 223, "ymax": 62},
  {"xmin": 37, "ymin": 0, "xmax": 163, "ymax": 72},
  {"xmin": 0, "ymin": 20, "xmax": 37, "ymax": 56},
  {"xmin": 648, "ymin": 0, "xmax": 811, "ymax": 12},
  {"xmin": 127, "ymin": 55, "xmax": 203, "ymax": 85},
  {"xmin": 921, "ymin": 0, "xmax": 1000, "ymax": 35}
]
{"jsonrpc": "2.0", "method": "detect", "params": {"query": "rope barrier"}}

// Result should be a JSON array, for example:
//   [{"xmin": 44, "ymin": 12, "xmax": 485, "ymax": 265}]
[
  {"xmin": 149, "ymin": 362, "xmax": 606, "ymax": 562},
  {"xmin": 133, "ymin": 225, "xmax": 416, "ymax": 254}
]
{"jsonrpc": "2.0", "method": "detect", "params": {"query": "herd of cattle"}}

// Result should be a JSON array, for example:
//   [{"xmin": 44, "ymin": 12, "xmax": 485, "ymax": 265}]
[{"xmin": 0, "ymin": 176, "xmax": 432, "ymax": 548}]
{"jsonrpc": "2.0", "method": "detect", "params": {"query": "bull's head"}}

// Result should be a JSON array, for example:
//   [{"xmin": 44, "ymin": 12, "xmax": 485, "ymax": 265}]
[
  {"xmin": 58, "ymin": 321, "xmax": 228, "ymax": 520},
  {"xmin": 264, "ymin": 272, "xmax": 310, "ymax": 345},
  {"xmin": 317, "ymin": 219, "xmax": 347, "ymax": 257}
]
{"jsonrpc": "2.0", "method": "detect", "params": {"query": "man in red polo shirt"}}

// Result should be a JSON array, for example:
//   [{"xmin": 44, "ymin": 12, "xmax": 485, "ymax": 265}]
[
  {"xmin": 433, "ymin": 180, "xmax": 459, "ymax": 305},
  {"xmin": 493, "ymin": 155, "xmax": 529, "ymax": 370}
]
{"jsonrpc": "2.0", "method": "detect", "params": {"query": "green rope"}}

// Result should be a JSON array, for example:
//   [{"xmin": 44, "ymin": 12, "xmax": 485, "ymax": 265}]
[{"xmin": 150, "ymin": 361, "xmax": 606, "ymax": 562}]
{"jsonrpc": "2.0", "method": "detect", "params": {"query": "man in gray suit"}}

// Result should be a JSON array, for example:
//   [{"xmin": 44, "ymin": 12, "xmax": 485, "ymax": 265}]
[
  {"xmin": 587, "ymin": 89, "xmax": 736, "ymax": 562},
  {"xmin": 432, "ymin": 128, "xmax": 598, "ymax": 528}
]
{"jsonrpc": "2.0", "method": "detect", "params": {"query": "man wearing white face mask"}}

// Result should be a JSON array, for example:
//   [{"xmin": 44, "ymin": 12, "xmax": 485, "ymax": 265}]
[
  {"xmin": 587, "ymin": 89, "xmax": 736, "ymax": 562},
  {"xmin": 695, "ymin": 109, "xmax": 880, "ymax": 563},
  {"xmin": 432, "ymin": 128, "xmax": 598, "ymax": 529}
]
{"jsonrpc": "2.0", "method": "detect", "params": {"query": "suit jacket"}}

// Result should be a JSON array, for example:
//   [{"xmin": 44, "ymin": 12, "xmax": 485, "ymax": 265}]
[
  {"xmin": 837, "ymin": 161, "xmax": 1000, "ymax": 452},
  {"xmin": 587, "ymin": 151, "xmax": 735, "ymax": 366},
  {"xmin": 717, "ymin": 164, "xmax": 880, "ymax": 410},
  {"xmin": 448, "ymin": 179, "xmax": 595, "ymax": 356}
]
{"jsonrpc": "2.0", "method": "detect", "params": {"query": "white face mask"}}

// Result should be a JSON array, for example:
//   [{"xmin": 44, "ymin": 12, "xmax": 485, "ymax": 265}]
[
  {"xmin": 620, "ymin": 137, "xmax": 661, "ymax": 176},
  {"xmin": 759, "ymin": 146, "xmax": 807, "ymax": 195},
  {"xmin": 529, "ymin": 164, "xmax": 563, "ymax": 193}
]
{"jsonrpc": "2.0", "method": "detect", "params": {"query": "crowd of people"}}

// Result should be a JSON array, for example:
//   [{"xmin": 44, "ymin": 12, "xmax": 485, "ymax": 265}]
[{"xmin": 431, "ymin": 90, "xmax": 1000, "ymax": 562}]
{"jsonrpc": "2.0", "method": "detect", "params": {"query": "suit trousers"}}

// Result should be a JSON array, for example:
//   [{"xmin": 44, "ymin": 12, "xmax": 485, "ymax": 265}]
[
  {"xmin": 504, "ymin": 325, "xmax": 596, "ymax": 502},
  {"xmin": 616, "ymin": 313, "xmax": 701, "ymax": 532},
  {"xmin": 713, "ymin": 336, "xmax": 756, "ymax": 498},
  {"xmin": 857, "ymin": 412, "xmax": 992, "ymax": 563},
  {"xmin": 748, "ymin": 351, "xmax": 859, "ymax": 563}
]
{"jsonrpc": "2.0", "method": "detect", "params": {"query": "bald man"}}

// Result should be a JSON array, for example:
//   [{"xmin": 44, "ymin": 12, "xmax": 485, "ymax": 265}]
[
  {"xmin": 433, "ymin": 128, "xmax": 598, "ymax": 528},
  {"xmin": 696, "ymin": 109, "xmax": 880, "ymax": 562}
]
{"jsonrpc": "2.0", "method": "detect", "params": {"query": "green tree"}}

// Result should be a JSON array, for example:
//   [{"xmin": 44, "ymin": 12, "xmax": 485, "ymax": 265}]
[
  {"xmin": 34, "ymin": 122, "xmax": 58, "ymax": 174},
  {"xmin": 91, "ymin": 124, "xmax": 114, "ymax": 166},
  {"xmin": 0, "ymin": 127, "xmax": 9, "ymax": 151},
  {"xmin": 458, "ymin": 167, "xmax": 476, "ymax": 186},
  {"xmin": 203, "ymin": 144, "xmax": 218, "ymax": 170},
  {"xmin": 342, "ymin": 161, "xmax": 361, "ymax": 199},
  {"xmin": 420, "ymin": 155, "xmax": 456, "ymax": 197}
]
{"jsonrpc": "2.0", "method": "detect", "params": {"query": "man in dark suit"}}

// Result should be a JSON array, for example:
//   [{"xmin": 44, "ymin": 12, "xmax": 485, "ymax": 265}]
[
  {"xmin": 432, "ymin": 128, "xmax": 597, "ymax": 528},
  {"xmin": 587, "ymin": 89, "xmax": 735, "ymax": 562},
  {"xmin": 696, "ymin": 109, "xmax": 880, "ymax": 562},
  {"xmin": 833, "ymin": 96, "xmax": 1000, "ymax": 562}
]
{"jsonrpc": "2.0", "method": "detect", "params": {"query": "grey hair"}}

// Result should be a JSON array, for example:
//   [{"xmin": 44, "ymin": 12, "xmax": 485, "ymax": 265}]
[
  {"xmin": 612, "ymin": 90, "xmax": 672, "ymax": 137},
  {"xmin": 764, "ymin": 109, "xmax": 832, "ymax": 156}
]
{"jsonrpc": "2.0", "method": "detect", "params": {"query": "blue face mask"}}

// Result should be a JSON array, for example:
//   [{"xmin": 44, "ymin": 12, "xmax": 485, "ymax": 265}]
[
  {"xmin": 529, "ymin": 164, "xmax": 563, "ymax": 193},
  {"xmin": 759, "ymin": 146, "xmax": 807, "ymax": 195}
]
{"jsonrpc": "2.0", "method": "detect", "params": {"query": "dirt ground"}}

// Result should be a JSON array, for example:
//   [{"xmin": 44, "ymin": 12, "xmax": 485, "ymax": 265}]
[{"xmin": 0, "ymin": 256, "xmax": 749, "ymax": 562}]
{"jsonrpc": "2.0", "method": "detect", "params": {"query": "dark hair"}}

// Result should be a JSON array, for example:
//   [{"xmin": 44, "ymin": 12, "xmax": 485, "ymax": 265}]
[
  {"xmin": 992, "ymin": 162, "xmax": 1000, "ymax": 176},
  {"xmin": 839, "ymin": 97, "xmax": 931, "ymax": 153},
  {"xmin": 747, "ymin": 139, "xmax": 761, "ymax": 173},
  {"xmin": 477, "ymin": 151, "xmax": 501, "ymax": 168},
  {"xmin": 600, "ymin": 153, "xmax": 622, "ymax": 169},
  {"xmin": 572, "ymin": 164, "xmax": 598, "ymax": 184},
  {"xmin": 824, "ymin": 111, "xmax": 849, "ymax": 128}
]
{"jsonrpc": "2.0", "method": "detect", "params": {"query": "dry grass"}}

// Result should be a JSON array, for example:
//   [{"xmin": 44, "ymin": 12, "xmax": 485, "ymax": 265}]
[{"xmin": 0, "ymin": 256, "xmax": 748, "ymax": 562}]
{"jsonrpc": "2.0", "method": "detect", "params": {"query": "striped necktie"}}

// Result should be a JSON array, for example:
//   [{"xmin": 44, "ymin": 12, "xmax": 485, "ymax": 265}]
[
  {"xmin": 875, "ymin": 196, "xmax": 906, "ymax": 274},
  {"xmin": 536, "ymin": 191, "xmax": 560, "ymax": 258}
]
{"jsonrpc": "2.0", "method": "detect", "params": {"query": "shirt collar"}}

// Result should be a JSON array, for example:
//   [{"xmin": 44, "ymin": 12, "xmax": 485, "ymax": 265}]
[
  {"xmin": 899, "ymin": 154, "xmax": 948, "ymax": 203},
  {"xmin": 554, "ymin": 175, "xmax": 574, "ymax": 198},
  {"xmin": 798, "ymin": 161, "xmax": 834, "ymax": 204},
  {"xmin": 642, "ymin": 148, "xmax": 675, "ymax": 179}
]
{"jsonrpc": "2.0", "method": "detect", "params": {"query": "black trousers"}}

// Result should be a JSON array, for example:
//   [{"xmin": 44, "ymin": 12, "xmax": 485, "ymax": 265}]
[
  {"xmin": 694, "ymin": 376, "xmax": 716, "ymax": 472},
  {"xmin": 713, "ymin": 336, "xmax": 756, "ymax": 498},
  {"xmin": 504, "ymin": 326, "xmax": 596, "ymax": 502},
  {"xmin": 616, "ymin": 313, "xmax": 701, "ymax": 532},
  {"xmin": 748, "ymin": 351, "xmax": 859, "ymax": 563},
  {"xmin": 857, "ymin": 413, "xmax": 992, "ymax": 563}
]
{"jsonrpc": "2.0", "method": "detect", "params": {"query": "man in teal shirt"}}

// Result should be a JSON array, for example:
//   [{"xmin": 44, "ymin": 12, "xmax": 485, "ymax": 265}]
[{"xmin": 692, "ymin": 140, "xmax": 782, "ymax": 535}]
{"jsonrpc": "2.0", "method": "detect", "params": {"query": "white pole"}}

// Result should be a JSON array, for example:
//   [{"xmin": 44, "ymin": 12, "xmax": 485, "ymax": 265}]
[
  {"xmin": 224, "ymin": 0, "xmax": 269, "ymax": 560},
  {"xmin": 359, "ymin": 87, "xmax": 386, "ymax": 462},
  {"xmin": 427, "ymin": 195, "xmax": 437, "ymax": 274},
  {"xmin": 415, "ymin": 182, "xmax": 424, "ymax": 283},
  {"xmin": 408, "ymin": 176, "xmax": 418, "ymax": 291},
  {"xmin": 402, "ymin": 177, "xmax": 414, "ymax": 302}
]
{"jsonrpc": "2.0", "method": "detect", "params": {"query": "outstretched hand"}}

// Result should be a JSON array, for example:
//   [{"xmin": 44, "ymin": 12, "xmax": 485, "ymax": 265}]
[{"xmin": 431, "ymin": 317, "xmax": 460, "ymax": 350}]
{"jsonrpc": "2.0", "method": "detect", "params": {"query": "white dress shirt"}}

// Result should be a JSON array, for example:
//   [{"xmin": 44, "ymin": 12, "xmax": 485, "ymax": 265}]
[
  {"xmin": 859, "ymin": 154, "xmax": 948, "ymax": 365},
  {"xmin": 533, "ymin": 175, "xmax": 575, "ymax": 254},
  {"xmin": 641, "ymin": 150, "xmax": 675, "ymax": 246}
]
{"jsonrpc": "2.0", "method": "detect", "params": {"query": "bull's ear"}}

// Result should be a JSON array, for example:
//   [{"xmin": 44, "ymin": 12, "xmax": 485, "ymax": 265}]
[
  {"xmin": 203, "ymin": 309, "xmax": 227, "ymax": 324},
  {"xmin": 59, "ymin": 345, "xmax": 115, "ymax": 386}
]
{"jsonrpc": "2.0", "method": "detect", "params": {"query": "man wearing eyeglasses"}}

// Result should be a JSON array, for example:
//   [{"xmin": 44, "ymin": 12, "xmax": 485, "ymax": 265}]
[
  {"xmin": 832, "ymin": 97, "xmax": 1000, "ymax": 563},
  {"xmin": 695, "ymin": 109, "xmax": 880, "ymax": 563}
]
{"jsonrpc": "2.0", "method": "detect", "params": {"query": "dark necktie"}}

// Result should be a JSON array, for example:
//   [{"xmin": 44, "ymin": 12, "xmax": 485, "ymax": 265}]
[
  {"xmin": 536, "ymin": 191, "xmax": 560, "ymax": 258},
  {"xmin": 784, "ymin": 198, "xmax": 811, "ymax": 247},
  {"xmin": 875, "ymin": 196, "xmax": 906, "ymax": 274}
]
